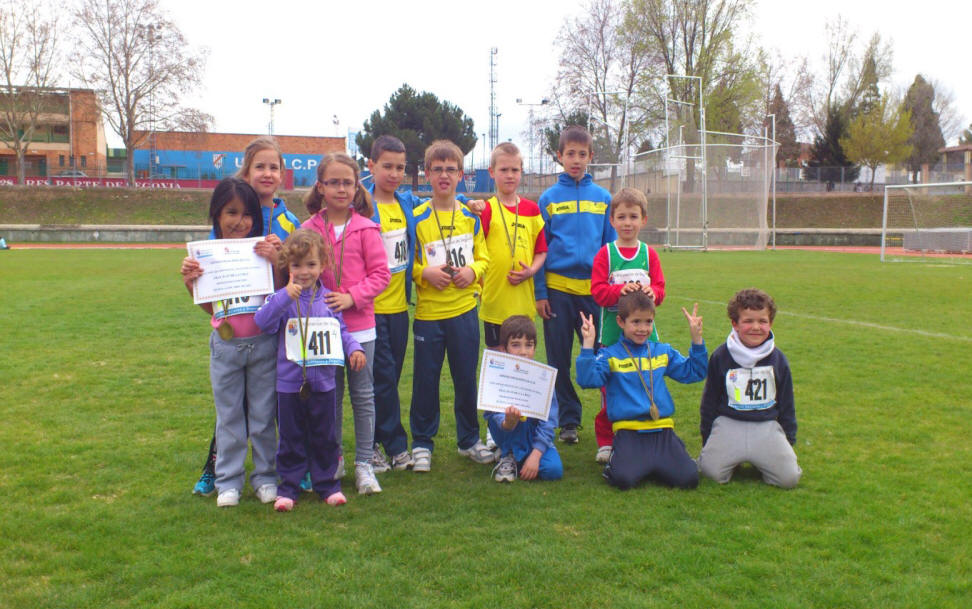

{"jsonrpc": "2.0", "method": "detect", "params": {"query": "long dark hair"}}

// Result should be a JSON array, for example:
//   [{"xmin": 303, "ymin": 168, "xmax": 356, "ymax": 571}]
[{"xmin": 209, "ymin": 176, "xmax": 264, "ymax": 238}]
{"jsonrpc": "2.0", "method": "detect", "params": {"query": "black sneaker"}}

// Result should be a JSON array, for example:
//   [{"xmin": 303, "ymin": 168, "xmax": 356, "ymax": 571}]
[{"xmin": 559, "ymin": 424, "xmax": 579, "ymax": 444}]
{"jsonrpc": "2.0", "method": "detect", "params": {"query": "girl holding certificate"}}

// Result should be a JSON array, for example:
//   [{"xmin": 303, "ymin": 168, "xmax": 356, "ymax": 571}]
[{"xmin": 180, "ymin": 177, "xmax": 281, "ymax": 508}]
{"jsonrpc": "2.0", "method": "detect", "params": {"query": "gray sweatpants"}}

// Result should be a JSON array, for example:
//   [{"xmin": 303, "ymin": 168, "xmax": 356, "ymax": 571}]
[
  {"xmin": 210, "ymin": 331, "xmax": 278, "ymax": 493},
  {"xmin": 698, "ymin": 416, "xmax": 802, "ymax": 489},
  {"xmin": 334, "ymin": 339, "xmax": 375, "ymax": 465}
]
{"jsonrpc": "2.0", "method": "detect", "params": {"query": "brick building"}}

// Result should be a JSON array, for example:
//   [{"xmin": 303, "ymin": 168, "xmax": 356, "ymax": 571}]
[
  {"xmin": 131, "ymin": 131, "xmax": 346, "ymax": 187},
  {"xmin": 0, "ymin": 88, "xmax": 107, "ymax": 177}
]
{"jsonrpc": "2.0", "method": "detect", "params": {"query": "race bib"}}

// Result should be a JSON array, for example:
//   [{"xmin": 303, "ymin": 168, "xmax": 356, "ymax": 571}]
[
  {"xmin": 725, "ymin": 366, "xmax": 777, "ymax": 410},
  {"xmin": 382, "ymin": 228, "xmax": 408, "ymax": 273},
  {"xmin": 606, "ymin": 269, "xmax": 651, "ymax": 311},
  {"xmin": 284, "ymin": 317, "xmax": 344, "ymax": 367},
  {"xmin": 213, "ymin": 294, "xmax": 268, "ymax": 320},
  {"xmin": 425, "ymin": 233, "xmax": 474, "ymax": 268}
]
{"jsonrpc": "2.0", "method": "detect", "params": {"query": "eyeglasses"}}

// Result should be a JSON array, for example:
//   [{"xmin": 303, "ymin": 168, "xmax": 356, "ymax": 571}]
[
  {"xmin": 427, "ymin": 166, "xmax": 460, "ymax": 176},
  {"xmin": 320, "ymin": 179, "xmax": 356, "ymax": 188}
]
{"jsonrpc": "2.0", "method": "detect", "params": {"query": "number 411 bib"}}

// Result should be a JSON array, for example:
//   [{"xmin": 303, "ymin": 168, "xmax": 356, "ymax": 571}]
[{"xmin": 285, "ymin": 317, "xmax": 345, "ymax": 367}]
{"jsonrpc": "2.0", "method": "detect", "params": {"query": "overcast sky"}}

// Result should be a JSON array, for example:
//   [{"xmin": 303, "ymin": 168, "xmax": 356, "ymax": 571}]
[{"xmin": 109, "ymin": 0, "xmax": 972, "ymax": 163}]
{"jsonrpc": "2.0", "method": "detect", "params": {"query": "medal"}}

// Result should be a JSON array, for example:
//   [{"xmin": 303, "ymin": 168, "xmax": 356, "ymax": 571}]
[
  {"xmin": 295, "ymin": 283, "xmax": 318, "ymax": 403},
  {"xmin": 217, "ymin": 320, "xmax": 234, "ymax": 340},
  {"xmin": 299, "ymin": 381, "xmax": 311, "ymax": 401}
]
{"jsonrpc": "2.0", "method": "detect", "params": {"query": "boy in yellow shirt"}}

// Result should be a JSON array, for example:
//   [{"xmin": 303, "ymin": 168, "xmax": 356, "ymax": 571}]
[{"xmin": 410, "ymin": 140, "xmax": 493, "ymax": 472}]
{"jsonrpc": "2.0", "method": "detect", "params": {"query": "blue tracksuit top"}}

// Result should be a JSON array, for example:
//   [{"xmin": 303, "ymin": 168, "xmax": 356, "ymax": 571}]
[
  {"xmin": 534, "ymin": 172, "xmax": 615, "ymax": 299},
  {"xmin": 576, "ymin": 337, "xmax": 707, "ymax": 424}
]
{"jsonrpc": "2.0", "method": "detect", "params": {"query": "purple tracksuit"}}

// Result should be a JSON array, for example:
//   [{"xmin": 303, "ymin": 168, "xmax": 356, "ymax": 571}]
[{"xmin": 255, "ymin": 281, "xmax": 362, "ymax": 500}]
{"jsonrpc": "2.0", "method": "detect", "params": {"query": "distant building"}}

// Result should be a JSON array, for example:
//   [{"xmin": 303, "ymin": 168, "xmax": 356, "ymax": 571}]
[
  {"xmin": 131, "ymin": 131, "xmax": 345, "ymax": 188},
  {"xmin": 0, "ymin": 87, "xmax": 107, "ymax": 177}
]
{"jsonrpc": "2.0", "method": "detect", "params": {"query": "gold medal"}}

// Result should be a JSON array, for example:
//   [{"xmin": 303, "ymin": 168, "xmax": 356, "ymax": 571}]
[
  {"xmin": 217, "ymin": 320, "xmax": 234, "ymax": 340},
  {"xmin": 299, "ymin": 381, "xmax": 311, "ymax": 401}
]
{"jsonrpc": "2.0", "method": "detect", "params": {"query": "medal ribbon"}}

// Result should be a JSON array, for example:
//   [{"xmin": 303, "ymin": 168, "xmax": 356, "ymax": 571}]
[
  {"xmin": 496, "ymin": 197, "xmax": 520, "ymax": 270},
  {"xmin": 326, "ymin": 211, "xmax": 349, "ymax": 287},
  {"xmin": 433, "ymin": 203, "xmax": 458, "ymax": 268},
  {"xmin": 294, "ymin": 283, "xmax": 319, "ymax": 386},
  {"xmin": 620, "ymin": 340, "xmax": 660, "ymax": 420}
]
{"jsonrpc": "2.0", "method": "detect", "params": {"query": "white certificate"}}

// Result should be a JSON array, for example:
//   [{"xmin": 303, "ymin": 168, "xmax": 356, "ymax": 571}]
[
  {"xmin": 477, "ymin": 350, "xmax": 557, "ymax": 420},
  {"xmin": 187, "ymin": 238, "xmax": 274, "ymax": 305}
]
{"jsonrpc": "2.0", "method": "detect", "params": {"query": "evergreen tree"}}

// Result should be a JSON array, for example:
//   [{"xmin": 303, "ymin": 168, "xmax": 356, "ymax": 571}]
[
  {"xmin": 767, "ymin": 84, "xmax": 800, "ymax": 167},
  {"xmin": 356, "ymin": 84, "xmax": 477, "ymax": 188},
  {"xmin": 903, "ymin": 75, "xmax": 945, "ymax": 182},
  {"xmin": 805, "ymin": 105, "xmax": 859, "ymax": 185}
]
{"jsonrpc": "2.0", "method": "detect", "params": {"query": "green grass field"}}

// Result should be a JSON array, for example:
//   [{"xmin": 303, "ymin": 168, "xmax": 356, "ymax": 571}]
[{"xmin": 1, "ymin": 248, "xmax": 969, "ymax": 608}]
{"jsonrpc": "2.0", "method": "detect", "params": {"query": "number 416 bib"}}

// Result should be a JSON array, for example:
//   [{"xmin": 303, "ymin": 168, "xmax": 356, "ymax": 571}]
[
  {"xmin": 285, "ymin": 317, "xmax": 344, "ymax": 367},
  {"xmin": 425, "ymin": 233, "xmax": 473, "ymax": 268},
  {"xmin": 726, "ymin": 366, "xmax": 776, "ymax": 410}
]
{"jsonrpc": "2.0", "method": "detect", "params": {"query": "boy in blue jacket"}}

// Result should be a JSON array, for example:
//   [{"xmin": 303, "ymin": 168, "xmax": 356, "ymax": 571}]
[
  {"xmin": 484, "ymin": 315, "xmax": 563, "ymax": 483},
  {"xmin": 535, "ymin": 125, "xmax": 615, "ymax": 444},
  {"xmin": 576, "ymin": 291, "xmax": 706, "ymax": 489}
]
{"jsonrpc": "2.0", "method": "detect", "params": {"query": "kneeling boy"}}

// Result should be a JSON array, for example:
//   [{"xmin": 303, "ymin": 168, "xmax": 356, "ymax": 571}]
[
  {"xmin": 577, "ymin": 292, "xmax": 706, "ymax": 489},
  {"xmin": 697, "ymin": 288, "xmax": 802, "ymax": 488},
  {"xmin": 484, "ymin": 316, "xmax": 563, "ymax": 483}
]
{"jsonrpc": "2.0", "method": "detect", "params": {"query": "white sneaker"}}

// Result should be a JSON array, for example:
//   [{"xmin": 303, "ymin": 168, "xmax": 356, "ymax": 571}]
[
  {"xmin": 485, "ymin": 428, "xmax": 497, "ymax": 451},
  {"xmin": 354, "ymin": 462, "xmax": 382, "ymax": 495},
  {"xmin": 458, "ymin": 440, "xmax": 497, "ymax": 464},
  {"xmin": 412, "ymin": 447, "xmax": 432, "ymax": 473},
  {"xmin": 216, "ymin": 488, "xmax": 240, "ymax": 507},
  {"xmin": 492, "ymin": 454, "xmax": 517, "ymax": 483},
  {"xmin": 595, "ymin": 445, "xmax": 614, "ymax": 464},
  {"xmin": 370, "ymin": 447, "xmax": 391, "ymax": 474},
  {"xmin": 255, "ymin": 484, "xmax": 277, "ymax": 504},
  {"xmin": 390, "ymin": 451, "xmax": 414, "ymax": 471}
]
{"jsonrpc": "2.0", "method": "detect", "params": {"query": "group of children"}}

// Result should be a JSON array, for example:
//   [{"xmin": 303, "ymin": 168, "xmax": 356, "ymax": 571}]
[{"xmin": 180, "ymin": 127, "xmax": 802, "ymax": 511}]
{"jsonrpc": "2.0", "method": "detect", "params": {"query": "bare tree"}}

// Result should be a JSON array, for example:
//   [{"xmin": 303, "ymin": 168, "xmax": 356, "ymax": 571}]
[
  {"xmin": 623, "ymin": 0, "xmax": 759, "ymax": 188},
  {"xmin": 70, "ymin": 0, "xmax": 211, "ymax": 185},
  {"xmin": 551, "ymin": 0, "xmax": 655, "ymax": 190},
  {"xmin": 0, "ymin": 1, "xmax": 58, "ymax": 183},
  {"xmin": 927, "ymin": 78, "xmax": 962, "ymax": 146}
]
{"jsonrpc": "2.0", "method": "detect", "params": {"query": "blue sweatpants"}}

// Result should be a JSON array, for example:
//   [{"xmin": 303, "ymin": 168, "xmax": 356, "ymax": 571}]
[
  {"xmin": 485, "ymin": 416, "xmax": 563, "ymax": 480},
  {"xmin": 277, "ymin": 390, "xmax": 341, "ymax": 501},
  {"xmin": 373, "ymin": 311, "xmax": 410, "ymax": 457},
  {"xmin": 410, "ymin": 308, "xmax": 481, "ymax": 452},
  {"xmin": 542, "ymin": 288, "xmax": 600, "ymax": 428},
  {"xmin": 604, "ymin": 428, "xmax": 698, "ymax": 490}
]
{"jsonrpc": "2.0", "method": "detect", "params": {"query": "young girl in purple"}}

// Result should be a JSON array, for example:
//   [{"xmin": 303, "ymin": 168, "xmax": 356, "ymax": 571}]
[{"xmin": 254, "ymin": 229, "xmax": 365, "ymax": 511}]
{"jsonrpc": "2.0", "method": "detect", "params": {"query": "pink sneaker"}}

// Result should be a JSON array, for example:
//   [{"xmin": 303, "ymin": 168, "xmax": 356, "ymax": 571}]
[
  {"xmin": 325, "ymin": 491, "xmax": 347, "ymax": 506},
  {"xmin": 274, "ymin": 496, "xmax": 294, "ymax": 512}
]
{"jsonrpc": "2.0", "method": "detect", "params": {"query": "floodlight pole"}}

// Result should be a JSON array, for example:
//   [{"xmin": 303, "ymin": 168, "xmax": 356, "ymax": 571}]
[
  {"xmin": 517, "ymin": 97, "xmax": 549, "ymax": 174},
  {"xmin": 262, "ymin": 98, "xmax": 281, "ymax": 135}
]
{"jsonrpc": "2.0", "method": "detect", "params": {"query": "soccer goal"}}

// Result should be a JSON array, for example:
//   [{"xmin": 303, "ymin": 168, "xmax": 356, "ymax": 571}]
[{"xmin": 881, "ymin": 182, "xmax": 972, "ymax": 262}]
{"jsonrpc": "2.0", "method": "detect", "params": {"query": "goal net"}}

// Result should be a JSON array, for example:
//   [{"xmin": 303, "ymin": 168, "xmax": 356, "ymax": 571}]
[{"xmin": 881, "ymin": 182, "xmax": 972, "ymax": 262}]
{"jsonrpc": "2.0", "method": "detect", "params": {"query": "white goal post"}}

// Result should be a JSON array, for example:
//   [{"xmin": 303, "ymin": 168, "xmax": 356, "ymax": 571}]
[{"xmin": 881, "ymin": 182, "xmax": 972, "ymax": 262}]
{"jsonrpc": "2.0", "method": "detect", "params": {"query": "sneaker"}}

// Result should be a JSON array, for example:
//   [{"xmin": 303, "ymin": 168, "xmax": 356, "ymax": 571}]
[
  {"xmin": 412, "ymin": 447, "xmax": 432, "ymax": 473},
  {"xmin": 559, "ymin": 424, "xmax": 579, "ymax": 444},
  {"xmin": 595, "ymin": 445, "xmax": 613, "ymax": 464},
  {"xmin": 325, "ymin": 491, "xmax": 347, "ymax": 506},
  {"xmin": 370, "ymin": 447, "xmax": 391, "ymax": 474},
  {"xmin": 192, "ymin": 470, "xmax": 215, "ymax": 496},
  {"xmin": 458, "ymin": 440, "xmax": 497, "ymax": 464},
  {"xmin": 354, "ymin": 462, "xmax": 382, "ymax": 495},
  {"xmin": 300, "ymin": 471, "xmax": 313, "ymax": 493},
  {"xmin": 485, "ymin": 428, "xmax": 497, "ymax": 451},
  {"xmin": 274, "ymin": 496, "xmax": 294, "ymax": 512},
  {"xmin": 216, "ymin": 488, "xmax": 240, "ymax": 507},
  {"xmin": 492, "ymin": 454, "xmax": 517, "ymax": 483},
  {"xmin": 336, "ymin": 455, "xmax": 346, "ymax": 479},
  {"xmin": 390, "ymin": 451, "xmax": 414, "ymax": 471},
  {"xmin": 255, "ymin": 484, "xmax": 277, "ymax": 504}
]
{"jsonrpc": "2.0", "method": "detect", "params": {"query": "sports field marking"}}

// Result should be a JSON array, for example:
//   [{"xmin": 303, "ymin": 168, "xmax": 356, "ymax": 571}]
[{"xmin": 672, "ymin": 296, "xmax": 972, "ymax": 343}]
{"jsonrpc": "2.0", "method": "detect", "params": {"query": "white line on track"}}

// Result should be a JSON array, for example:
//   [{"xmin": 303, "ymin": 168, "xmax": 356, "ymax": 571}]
[{"xmin": 671, "ymin": 297, "xmax": 972, "ymax": 343}]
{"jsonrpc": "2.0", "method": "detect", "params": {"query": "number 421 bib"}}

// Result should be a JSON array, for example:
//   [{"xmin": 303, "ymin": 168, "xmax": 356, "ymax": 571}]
[{"xmin": 725, "ymin": 365, "xmax": 776, "ymax": 410}]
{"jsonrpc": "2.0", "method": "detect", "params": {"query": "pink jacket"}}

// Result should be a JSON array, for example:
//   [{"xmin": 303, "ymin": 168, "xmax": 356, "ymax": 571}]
[{"xmin": 302, "ymin": 209, "xmax": 390, "ymax": 333}]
